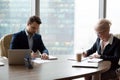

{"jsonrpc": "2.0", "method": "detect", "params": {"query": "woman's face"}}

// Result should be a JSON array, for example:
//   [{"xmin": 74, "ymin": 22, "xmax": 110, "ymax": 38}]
[{"xmin": 95, "ymin": 27, "xmax": 110, "ymax": 41}]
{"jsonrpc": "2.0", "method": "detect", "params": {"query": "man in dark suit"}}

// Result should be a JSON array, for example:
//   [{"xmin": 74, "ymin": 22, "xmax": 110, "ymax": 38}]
[
  {"xmin": 10, "ymin": 16, "xmax": 49, "ymax": 59},
  {"xmin": 83, "ymin": 19, "xmax": 120, "ymax": 80}
]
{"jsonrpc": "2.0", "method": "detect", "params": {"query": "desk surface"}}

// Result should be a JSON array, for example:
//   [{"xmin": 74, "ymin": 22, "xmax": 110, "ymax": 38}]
[{"xmin": 0, "ymin": 55, "xmax": 111, "ymax": 80}]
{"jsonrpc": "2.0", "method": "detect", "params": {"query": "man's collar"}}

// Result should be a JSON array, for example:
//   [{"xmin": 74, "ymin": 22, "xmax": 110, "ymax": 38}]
[
  {"xmin": 25, "ymin": 29, "xmax": 35, "ymax": 38},
  {"xmin": 25, "ymin": 29, "xmax": 29, "ymax": 36}
]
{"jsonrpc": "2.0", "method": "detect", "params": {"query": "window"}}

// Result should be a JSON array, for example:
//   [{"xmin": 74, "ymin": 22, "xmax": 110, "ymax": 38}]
[
  {"xmin": 40, "ymin": 0, "xmax": 99, "ymax": 54},
  {"xmin": 0, "ymin": 0, "xmax": 32, "ymax": 38},
  {"xmin": 74, "ymin": 0, "xmax": 99, "ymax": 53},
  {"xmin": 40, "ymin": 0, "xmax": 74, "ymax": 55},
  {"xmin": 0, "ymin": 0, "xmax": 102, "ymax": 55},
  {"xmin": 107, "ymin": 1, "xmax": 120, "ymax": 34}
]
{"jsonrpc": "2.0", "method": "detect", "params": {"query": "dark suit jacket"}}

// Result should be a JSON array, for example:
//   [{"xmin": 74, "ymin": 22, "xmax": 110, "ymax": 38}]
[
  {"xmin": 87, "ymin": 37, "xmax": 120, "ymax": 70},
  {"xmin": 10, "ymin": 30, "xmax": 49, "ymax": 54}
]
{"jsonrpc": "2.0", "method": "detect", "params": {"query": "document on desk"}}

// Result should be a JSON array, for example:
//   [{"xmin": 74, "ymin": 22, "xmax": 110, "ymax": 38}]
[
  {"xmin": 68, "ymin": 55, "xmax": 103, "ymax": 63},
  {"xmin": 48, "ymin": 55, "xmax": 58, "ymax": 60},
  {"xmin": 0, "ymin": 57, "xmax": 6, "ymax": 66},
  {"xmin": 32, "ymin": 55, "xmax": 57, "ymax": 64},
  {"xmin": 87, "ymin": 58, "xmax": 103, "ymax": 63},
  {"xmin": 32, "ymin": 58, "xmax": 51, "ymax": 64},
  {"xmin": 72, "ymin": 62, "xmax": 98, "ymax": 68},
  {"xmin": 0, "ymin": 62, "xmax": 4, "ymax": 66}
]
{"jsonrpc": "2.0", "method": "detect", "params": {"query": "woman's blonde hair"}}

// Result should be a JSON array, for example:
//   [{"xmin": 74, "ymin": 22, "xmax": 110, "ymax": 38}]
[{"xmin": 95, "ymin": 19, "xmax": 112, "ymax": 32}]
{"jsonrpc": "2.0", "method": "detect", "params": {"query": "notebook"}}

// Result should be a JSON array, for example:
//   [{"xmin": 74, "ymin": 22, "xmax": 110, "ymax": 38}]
[
  {"xmin": 8, "ymin": 49, "xmax": 31, "ymax": 65},
  {"xmin": 72, "ymin": 62, "xmax": 98, "ymax": 68}
]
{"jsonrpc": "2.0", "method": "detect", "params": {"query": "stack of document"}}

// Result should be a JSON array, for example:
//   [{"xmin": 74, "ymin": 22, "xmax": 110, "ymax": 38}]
[
  {"xmin": 72, "ymin": 62, "xmax": 98, "ymax": 68},
  {"xmin": 70, "ymin": 57, "xmax": 103, "ymax": 68}
]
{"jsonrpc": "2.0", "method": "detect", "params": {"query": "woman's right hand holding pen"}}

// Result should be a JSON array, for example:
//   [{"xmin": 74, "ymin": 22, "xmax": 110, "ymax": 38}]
[{"xmin": 82, "ymin": 52, "xmax": 87, "ymax": 57}]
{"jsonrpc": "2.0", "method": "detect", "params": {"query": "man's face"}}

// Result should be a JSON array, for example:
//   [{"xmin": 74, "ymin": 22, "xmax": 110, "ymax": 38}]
[{"xmin": 27, "ymin": 22, "xmax": 40, "ymax": 35}]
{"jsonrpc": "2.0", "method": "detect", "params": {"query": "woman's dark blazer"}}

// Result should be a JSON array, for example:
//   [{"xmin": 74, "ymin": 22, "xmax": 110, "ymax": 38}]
[{"xmin": 87, "ymin": 37, "xmax": 120, "ymax": 70}]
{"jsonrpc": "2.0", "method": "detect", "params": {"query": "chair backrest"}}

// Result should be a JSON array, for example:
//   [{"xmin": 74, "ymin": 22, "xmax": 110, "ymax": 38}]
[
  {"xmin": 0, "ymin": 34, "xmax": 13, "ymax": 57},
  {"xmin": 114, "ymin": 34, "xmax": 120, "ymax": 67},
  {"xmin": 114, "ymin": 34, "xmax": 120, "ymax": 39}
]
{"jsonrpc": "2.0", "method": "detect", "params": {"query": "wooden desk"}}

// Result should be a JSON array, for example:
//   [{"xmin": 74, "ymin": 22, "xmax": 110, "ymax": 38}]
[{"xmin": 0, "ymin": 55, "xmax": 111, "ymax": 80}]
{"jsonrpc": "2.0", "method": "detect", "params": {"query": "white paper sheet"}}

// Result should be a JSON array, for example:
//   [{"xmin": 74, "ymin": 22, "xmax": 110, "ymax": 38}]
[
  {"xmin": 32, "ymin": 58, "xmax": 51, "ymax": 64},
  {"xmin": 0, "ymin": 62, "xmax": 4, "ymax": 66},
  {"xmin": 48, "ymin": 55, "xmax": 57, "ymax": 60},
  {"xmin": 87, "ymin": 58, "xmax": 103, "ymax": 63}
]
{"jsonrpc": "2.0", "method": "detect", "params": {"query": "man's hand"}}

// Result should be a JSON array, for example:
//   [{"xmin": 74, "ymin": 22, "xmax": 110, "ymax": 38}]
[{"xmin": 31, "ymin": 51, "xmax": 40, "ymax": 59}]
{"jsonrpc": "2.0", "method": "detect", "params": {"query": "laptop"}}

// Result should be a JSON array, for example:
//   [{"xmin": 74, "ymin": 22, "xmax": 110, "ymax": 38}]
[{"xmin": 8, "ymin": 49, "xmax": 32, "ymax": 65}]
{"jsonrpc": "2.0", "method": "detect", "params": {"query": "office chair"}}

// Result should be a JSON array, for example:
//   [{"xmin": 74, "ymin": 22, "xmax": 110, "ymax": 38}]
[
  {"xmin": 0, "ymin": 34, "xmax": 12, "ymax": 58},
  {"xmin": 114, "ymin": 34, "xmax": 120, "ymax": 80},
  {"xmin": 114, "ymin": 34, "xmax": 120, "ymax": 39}
]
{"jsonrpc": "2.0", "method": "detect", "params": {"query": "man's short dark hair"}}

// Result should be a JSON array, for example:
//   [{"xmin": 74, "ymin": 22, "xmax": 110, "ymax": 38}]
[{"xmin": 27, "ymin": 15, "xmax": 42, "ymax": 25}]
